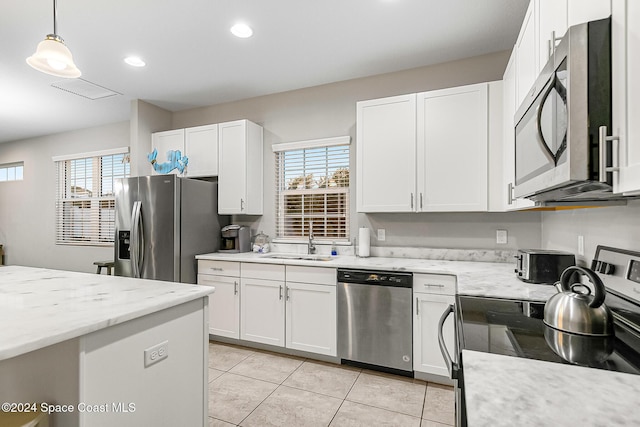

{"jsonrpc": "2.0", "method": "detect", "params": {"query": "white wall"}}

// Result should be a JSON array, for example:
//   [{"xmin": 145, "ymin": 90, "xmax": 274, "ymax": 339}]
[
  {"xmin": 541, "ymin": 200, "xmax": 640, "ymax": 265},
  {"xmin": 172, "ymin": 50, "xmax": 543, "ymax": 250},
  {"xmin": 0, "ymin": 122, "xmax": 129, "ymax": 272}
]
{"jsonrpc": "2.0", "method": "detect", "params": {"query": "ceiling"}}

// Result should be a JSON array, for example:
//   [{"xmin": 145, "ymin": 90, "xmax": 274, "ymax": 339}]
[{"xmin": 0, "ymin": 0, "xmax": 529, "ymax": 144}]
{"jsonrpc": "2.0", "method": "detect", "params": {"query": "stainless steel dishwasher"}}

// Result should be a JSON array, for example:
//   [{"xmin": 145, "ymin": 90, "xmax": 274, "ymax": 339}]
[{"xmin": 337, "ymin": 269, "xmax": 413, "ymax": 375}]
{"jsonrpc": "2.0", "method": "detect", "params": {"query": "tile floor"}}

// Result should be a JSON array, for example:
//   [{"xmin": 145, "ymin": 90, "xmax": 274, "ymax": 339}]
[{"xmin": 208, "ymin": 341, "xmax": 455, "ymax": 427}]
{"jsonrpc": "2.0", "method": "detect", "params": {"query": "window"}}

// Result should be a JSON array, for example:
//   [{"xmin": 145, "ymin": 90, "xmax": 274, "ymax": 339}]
[
  {"xmin": 274, "ymin": 136, "xmax": 350, "ymax": 242},
  {"xmin": 54, "ymin": 149, "xmax": 130, "ymax": 246},
  {"xmin": 0, "ymin": 162, "xmax": 24, "ymax": 182}
]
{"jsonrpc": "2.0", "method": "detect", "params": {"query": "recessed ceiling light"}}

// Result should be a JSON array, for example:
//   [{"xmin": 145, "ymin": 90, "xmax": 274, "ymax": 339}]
[
  {"xmin": 124, "ymin": 56, "xmax": 146, "ymax": 67},
  {"xmin": 230, "ymin": 23, "xmax": 253, "ymax": 38}
]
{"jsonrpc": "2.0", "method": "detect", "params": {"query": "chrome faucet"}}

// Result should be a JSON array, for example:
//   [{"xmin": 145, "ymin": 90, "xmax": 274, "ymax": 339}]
[{"xmin": 308, "ymin": 222, "xmax": 316, "ymax": 254}]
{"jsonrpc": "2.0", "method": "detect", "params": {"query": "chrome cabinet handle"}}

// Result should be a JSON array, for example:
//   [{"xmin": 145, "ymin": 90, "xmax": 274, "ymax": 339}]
[
  {"xmin": 598, "ymin": 125, "xmax": 620, "ymax": 183},
  {"xmin": 210, "ymin": 267, "xmax": 223, "ymax": 272},
  {"xmin": 438, "ymin": 304, "xmax": 459, "ymax": 380},
  {"xmin": 420, "ymin": 193, "xmax": 423, "ymax": 209},
  {"xmin": 279, "ymin": 285, "xmax": 283, "ymax": 300},
  {"xmin": 410, "ymin": 193, "xmax": 414, "ymax": 209},
  {"xmin": 507, "ymin": 182, "xmax": 515, "ymax": 204},
  {"xmin": 240, "ymin": 198, "xmax": 245, "ymax": 211},
  {"xmin": 234, "ymin": 281, "xmax": 238, "ymax": 295},
  {"xmin": 416, "ymin": 297, "xmax": 419, "ymax": 315},
  {"xmin": 285, "ymin": 286, "xmax": 290, "ymax": 301},
  {"xmin": 424, "ymin": 283, "xmax": 445, "ymax": 288}
]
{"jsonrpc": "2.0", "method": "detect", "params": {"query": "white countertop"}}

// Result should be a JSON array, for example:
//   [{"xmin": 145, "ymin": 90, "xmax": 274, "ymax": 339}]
[
  {"xmin": 196, "ymin": 252, "xmax": 558, "ymax": 301},
  {"xmin": 463, "ymin": 350, "xmax": 640, "ymax": 426},
  {"xmin": 0, "ymin": 266, "xmax": 214, "ymax": 361}
]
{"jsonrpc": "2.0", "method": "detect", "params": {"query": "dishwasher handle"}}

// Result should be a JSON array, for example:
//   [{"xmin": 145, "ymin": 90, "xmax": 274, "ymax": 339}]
[{"xmin": 438, "ymin": 304, "xmax": 459, "ymax": 380}]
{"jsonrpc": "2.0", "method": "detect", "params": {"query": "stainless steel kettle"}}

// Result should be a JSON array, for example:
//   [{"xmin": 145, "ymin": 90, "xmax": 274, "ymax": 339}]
[{"xmin": 543, "ymin": 266, "xmax": 614, "ymax": 336}]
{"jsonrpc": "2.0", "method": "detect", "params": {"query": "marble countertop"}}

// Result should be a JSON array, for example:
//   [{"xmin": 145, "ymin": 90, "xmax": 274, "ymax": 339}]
[
  {"xmin": 196, "ymin": 252, "xmax": 558, "ymax": 301},
  {"xmin": 463, "ymin": 350, "xmax": 640, "ymax": 426},
  {"xmin": 0, "ymin": 266, "xmax": 214, "ymax": 361}
]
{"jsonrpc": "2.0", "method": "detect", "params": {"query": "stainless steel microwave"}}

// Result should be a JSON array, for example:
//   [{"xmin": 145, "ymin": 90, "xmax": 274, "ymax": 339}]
[{"xmin": 514, "ymin": 17, "xmax": 614, "ymax": 202}]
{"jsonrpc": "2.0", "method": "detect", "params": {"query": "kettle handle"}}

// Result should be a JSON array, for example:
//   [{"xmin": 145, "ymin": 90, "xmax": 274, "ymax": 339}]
[{"xmin": 559, "ymin": 266, "xmax": 606, "ymax": 308}]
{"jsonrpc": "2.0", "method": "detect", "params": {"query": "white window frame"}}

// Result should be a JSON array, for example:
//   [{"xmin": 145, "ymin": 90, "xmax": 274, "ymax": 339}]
[
  {"xmin": 0, "ymin": 162, "xmax": 24, "ymax": 182},
  {"xmin": 53, "ymin": 148, "xmax": 129, "ymax": 246},
  {"xmin": 273, "ymin": 136, "xmax": 350, "ymax": 243}
]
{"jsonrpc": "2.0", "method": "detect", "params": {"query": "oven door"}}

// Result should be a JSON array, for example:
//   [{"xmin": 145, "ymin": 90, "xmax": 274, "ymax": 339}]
[
  {"xmin": 514, "ymin": 60, "xmax": 570, "ymax": 199},
  {"xmin": 438, "ymin": 304, "xmax": 465, "ymax": 426}
]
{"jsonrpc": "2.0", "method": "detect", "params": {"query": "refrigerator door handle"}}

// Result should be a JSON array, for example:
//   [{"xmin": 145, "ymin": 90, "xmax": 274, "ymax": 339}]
[{"xmin": 131, "ymin": 201, "xmax": 144, "ymax": 278}]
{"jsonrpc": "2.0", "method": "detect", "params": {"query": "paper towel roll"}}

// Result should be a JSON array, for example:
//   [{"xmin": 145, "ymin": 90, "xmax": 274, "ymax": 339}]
[{"xmin": 358, "ymin": 227, "xmax": 370, "ymax": 257}]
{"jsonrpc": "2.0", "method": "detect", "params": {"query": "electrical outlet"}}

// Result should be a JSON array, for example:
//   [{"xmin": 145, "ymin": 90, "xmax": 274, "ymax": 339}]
[
  {"xmin": 578, "ymin": 235, "xmax": 585, "ymax": 256},
  {"xmin": 496, "ymin": 229, "xmax": 508, "ymax": 244},
  {"xmin": 377, "ymin": 229, "xmax": 386, "ymax": 241},
  {"xmin": 144, "ymin": 340, "xmax": 169, "ymax": 367}
]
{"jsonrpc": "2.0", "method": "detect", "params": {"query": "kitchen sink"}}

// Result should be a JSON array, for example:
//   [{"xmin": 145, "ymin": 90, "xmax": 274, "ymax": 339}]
[{"xmin": 262, "ymin": 253, "xmax": 334, "ymax": 262}]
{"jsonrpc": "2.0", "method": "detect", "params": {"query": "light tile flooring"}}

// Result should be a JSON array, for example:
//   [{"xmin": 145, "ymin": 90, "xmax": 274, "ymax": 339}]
[{"xmin": 208, "ymin": 342, "xmax": 455, "ymax": 427}]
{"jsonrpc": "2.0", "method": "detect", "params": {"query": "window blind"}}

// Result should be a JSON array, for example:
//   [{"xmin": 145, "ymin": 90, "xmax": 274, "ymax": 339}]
[
  {"xmin": 55, "ymin": 152, "xmax": 129, "ymax": 246},
  {"xmin": 275, "ymin": 143, "xmax": 350, "ymax": 242}
]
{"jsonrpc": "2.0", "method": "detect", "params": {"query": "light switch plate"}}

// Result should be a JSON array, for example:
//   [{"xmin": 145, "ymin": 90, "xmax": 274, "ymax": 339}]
[
  {"xmin": 144, "ymin": 340, "xmax": 169, "ymax": 367},
  {"xmin": 496, "ymin": 229, "xmax": 508, "ymax": 244},
  {"xmin": 377, "ymin": 229, "xmax": 386, "ymax": 241}
]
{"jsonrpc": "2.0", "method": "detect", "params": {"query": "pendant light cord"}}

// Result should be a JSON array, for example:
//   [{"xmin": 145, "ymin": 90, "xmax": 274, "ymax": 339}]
[{"xmin": 53, "ymin": 0, "xmax": 58, "ymax": 35}]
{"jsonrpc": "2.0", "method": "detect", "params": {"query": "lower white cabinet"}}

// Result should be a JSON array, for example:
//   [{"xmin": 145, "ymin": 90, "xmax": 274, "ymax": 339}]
[
  {"xmin": 413, "ymin": 274, "xmax": 456, "ymax": 379},
  {"xmin": 286, "ymin": 281, "xmax": 337, "ymax": 356},
  {"xmin": 198, "ymin": 273, "xmax": 239, "ymax": 338},
  {"xmin": 240, "ymin": 277, "xmax": 286, "ymax": 346}
]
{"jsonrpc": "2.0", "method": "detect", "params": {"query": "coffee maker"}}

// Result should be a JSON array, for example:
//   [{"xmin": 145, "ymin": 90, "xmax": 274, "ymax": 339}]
[{"xmin": 220, "ymin": 225, "xmax": 251, "ymax": 253}]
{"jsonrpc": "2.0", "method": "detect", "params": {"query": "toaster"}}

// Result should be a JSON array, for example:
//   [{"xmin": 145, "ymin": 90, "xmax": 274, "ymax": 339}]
[{"xmin": 515, "ymin": 249, "xmax": 576, "ymax": 284}]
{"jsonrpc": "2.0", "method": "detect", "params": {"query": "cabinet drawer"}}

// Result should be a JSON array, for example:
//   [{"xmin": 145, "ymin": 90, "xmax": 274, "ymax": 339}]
[
  {"xmin": 413, "ymin": 273, "xmax": 456, "ymax": 295},
  {"xmin": 198, "ymin": 260, "xmax": 240, "ymax": 277},
  {"xmin": 286, "ymin": 266, "xmax": 337, "ymax": 286},
  {"xmin": 242, "ymin": 263, "xmax": 285, "ymax": 281}
]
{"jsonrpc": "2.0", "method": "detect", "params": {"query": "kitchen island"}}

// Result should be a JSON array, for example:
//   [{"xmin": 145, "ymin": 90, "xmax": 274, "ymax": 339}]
[{"xmin": 0, "ymin": 266, "xmax": 213, "ymax": 427}]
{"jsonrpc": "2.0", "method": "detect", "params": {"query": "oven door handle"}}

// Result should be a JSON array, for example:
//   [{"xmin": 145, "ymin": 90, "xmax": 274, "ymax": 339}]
[{"xmin": 438, "ymin": 304, "xmax": 459, "ymax": 380}]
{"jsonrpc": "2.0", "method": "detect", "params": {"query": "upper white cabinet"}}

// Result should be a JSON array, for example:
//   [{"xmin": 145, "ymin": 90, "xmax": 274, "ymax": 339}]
[
  {"xmin": 503, "ymin": 48, "xmax": 535, "ymax": 211},
  {"xmin": 357, "ymin": 82, "xmax": 500, "ymax": 213},
  {"xmin": 537, "ymin": 0, "xmax": 568, "ymax": 70},
  {"xmin": 567, "ymin": 0, "xmax": 611, "ymax": 27},
  {"xmin": 515, "ymin": 1, "xmax": 538, "ymax": 107},
  {"xmin": 218, "ymin": 119, "xmax": 264, "ymax": 215},
  {"xmin": 417, "ymin": 84, "xmax": 489, "ymax": 211},
  {"xmin": 151, "ymin": 124, "xmax": 218, "ymax": 177},
  {"xmin": 185, "ymin": 124, "xmax": 218, "ymax": 177},
  {"xmin": 612, "ymin": 0, "xmax": 640, "ymax": 194},
  {"xmin": 151, "ymin": 129, "xmax": 185, "ymax": 176},
  {"xmin": 356, "ymin": 94, "xmax": 417, "ymax": 212}
]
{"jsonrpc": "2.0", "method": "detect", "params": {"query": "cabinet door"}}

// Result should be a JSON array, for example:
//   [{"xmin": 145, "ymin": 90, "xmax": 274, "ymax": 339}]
[
  {"xmin": 613, "ymin": 0, "xmax": 640, "ymax": 195},
  {"xmin": 537, "ymin": 0, "xmax": 568, "ymax": 72},
  {"xmin": 417, "ymin": 84, "xmax": 488, "ymax": 211},
  {"xmin": 218, "ymin": 121, "xmax": 247, "ymax": 214},
  {"xmin": 151, "ymin": 129, "xmax": 185, "ymax": 175},
  {"xmin": 356, "ymin": 94, "xmax": 417, "ymax": 212},
  {"xmin": 516, "ymin": 1, "xmax": 538, "ymax": 107},
  {"xmin": 285, "ymin": 282, "xmax": 337, "ymax": 356},
  {"xmin": 413, "ymin": 293, "xmax": 455, "ymax": 378},
  {"xmin": 240, "ymin": 278, "xmax": 285, "ymax": 347},
  {"xmin": 185, "ymin": 124, "xmax": 218, "ymax": 177},
  {"xmin": 198, "ymin": 274, "xmax": 239, "ymax": 339},
  {"xmin": 567, "ymin": 0, "xmax": 611, "ymax": 26},
  {"xmin": 503, "ymin": 49, "xmax": 536, "ymax": 211}
]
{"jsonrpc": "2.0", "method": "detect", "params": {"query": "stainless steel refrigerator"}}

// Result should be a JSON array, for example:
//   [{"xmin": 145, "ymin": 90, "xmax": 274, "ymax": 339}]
[{"xmin": 114, "ymin": 175, "xmax": 229, "ymax": 284}]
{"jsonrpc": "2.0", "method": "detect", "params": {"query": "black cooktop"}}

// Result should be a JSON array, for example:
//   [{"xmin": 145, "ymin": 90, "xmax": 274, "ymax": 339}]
[{"xmin": 456, "ymin": 292, "xmax": 640, "ymax": 375}]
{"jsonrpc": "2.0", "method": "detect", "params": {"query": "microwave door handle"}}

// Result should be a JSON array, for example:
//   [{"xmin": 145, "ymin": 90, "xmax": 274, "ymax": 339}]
[
  {"xmin": 438, "ymin": 304, "xmax": 459, "ymax": 380},
  {"xmin": 536, "ymin": 76, "xmax": 560, "ymax": 165}
]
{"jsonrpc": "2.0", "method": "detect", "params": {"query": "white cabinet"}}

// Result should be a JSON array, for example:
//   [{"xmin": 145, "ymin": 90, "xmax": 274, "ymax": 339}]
[
  {"xmin": 357, "ymin": 83, "xmax": 497, "ymax": 213},
  {"xmin": 197, "ymin": 260, "xmax": 240, "ymax": 339},
  {"xmin": 567, "ymin": 0, "xmax": 611, "ymax": 27},
  {"xmin": 356, "ymin": 94, "xmax": 416, "ymax": 212},
  {"xmin": 218, "ymin": 119, "xmax": 264, "ymax": 215},
  {"xmin": 502, "ymin": 48, "xmax": 535, "ymax": 211},
  {"xmin": 151, "ymin": 129, "xmax": 185, "ymax": 176},
  {"xmin": 537, "ymin": 0, "xmax": 568, "ymax": 71},
  {"xmin": 413, "ymin": 274, "xmax": 455, "ymax": 379},
  {"xmin": 151, "ymin": 124, "xmax": 218, "ymax": 177},
  {"xmin": 417, "ymin": 83, "xmax": 488, "ymax": 211},
  {"xmin": 241, "ymin": 277, "xmax": 286, "ymax": 346},
  {"xmin": 285, "ymin": 266, "xmax": 337, "ymax": 357},
  {"xmin": 612, "ymin": 0, "xmax": 640, "ymax": 195},
  {"xmin": 515, "ymin": 1, "xmax": 538, "ymax": 107},
  {"xmin": 185, "ymin": 124, "xmax": 218, "ymax": 177}
]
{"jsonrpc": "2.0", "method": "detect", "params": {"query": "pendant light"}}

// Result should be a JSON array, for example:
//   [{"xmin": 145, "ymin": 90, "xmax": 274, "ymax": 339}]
[{"xmin": 26, "ymin": 0, "xmax": 81, "ymax": 78}]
